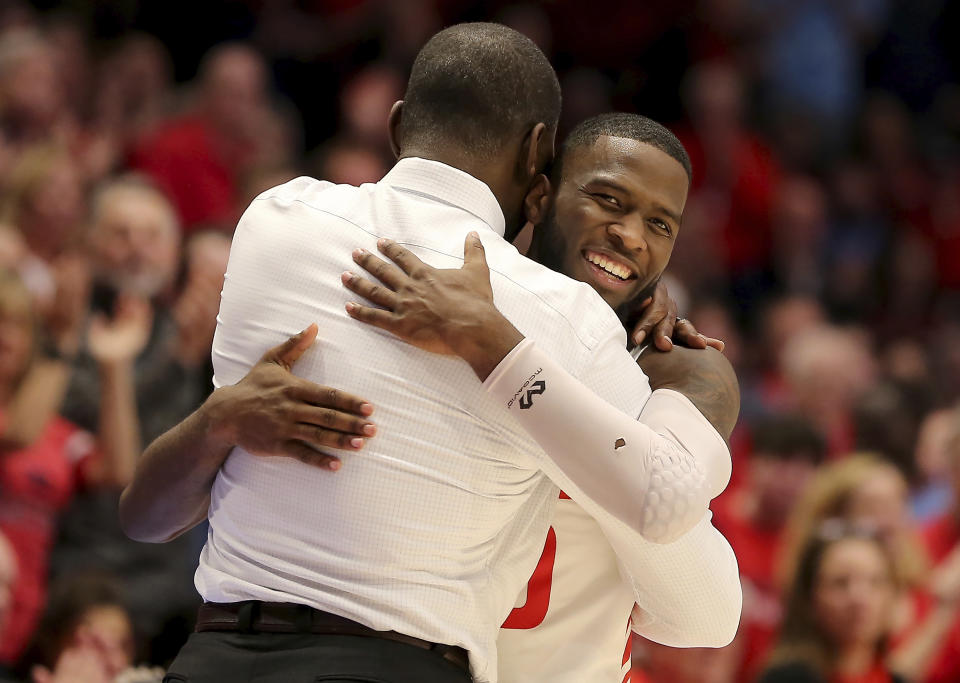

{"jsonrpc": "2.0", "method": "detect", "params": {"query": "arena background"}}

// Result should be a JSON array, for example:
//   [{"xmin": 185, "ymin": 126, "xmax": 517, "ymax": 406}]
[{"xmin": 0, "ymin": 1, "xmax": 959, "ymax": 682}]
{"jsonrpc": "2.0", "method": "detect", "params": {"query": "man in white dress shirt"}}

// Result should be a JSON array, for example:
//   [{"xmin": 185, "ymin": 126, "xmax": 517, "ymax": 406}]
[{"xmin": 121, "ymin": 26, "xmax": 732, "ymax": 683}]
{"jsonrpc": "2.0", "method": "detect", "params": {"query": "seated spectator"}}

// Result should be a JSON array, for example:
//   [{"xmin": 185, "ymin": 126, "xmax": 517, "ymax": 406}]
[
  {"xmin": 758, "ymin": 521, "xmax": 904, "ymax": 683},
  {"xmin": 777, "ymin": 454, "xmax": 960, "ymax": 682},
  {"xmin": 780, "ymin": 326, "xmax": 877, "ymax": 457},
  {"xmin": 780, "ymin": 455, "xmax": 926, "ymax": 601},
  {"xmin": 0, "ymin": 269, "xmax": 145, "ymax": 665},
  {"xmin": 712, "ymin": 415, "xmax": 827, "ymax": 683},
  {"xmin": 18, "ymin": 574, "xmax": 163, "ymax": 683},
  {"xmin": 0, "ymin": 30, "xmax": 68, "ymax": 148}
]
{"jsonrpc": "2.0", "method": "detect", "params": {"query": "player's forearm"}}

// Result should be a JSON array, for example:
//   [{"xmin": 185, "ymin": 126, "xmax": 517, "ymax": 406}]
[
  {"xmin": 119, "ymin": 390, "xmax": 235, "ymax": 543},
  {"xmin": 483, "ymin": 340, "xmax": 728, "ymax": 543},
  {"xmin": 622, "ymin": 514, "xmax": 742, "ymax": 647},
  {"xmin": 452, "ymin": 308, "xmax": 526, "ymax": 381}
]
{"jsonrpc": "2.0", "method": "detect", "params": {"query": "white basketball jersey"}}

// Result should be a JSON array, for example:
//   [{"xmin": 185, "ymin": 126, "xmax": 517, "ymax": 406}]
[{"xmin": 497, "ymin": 491, "xmax": 635, "ymax": 683}]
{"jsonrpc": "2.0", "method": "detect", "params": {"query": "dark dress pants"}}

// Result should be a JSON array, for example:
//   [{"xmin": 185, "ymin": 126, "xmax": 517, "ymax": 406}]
[{"xmin": 163, "ymin": 631, "xmax": 474, "ymax": 683}]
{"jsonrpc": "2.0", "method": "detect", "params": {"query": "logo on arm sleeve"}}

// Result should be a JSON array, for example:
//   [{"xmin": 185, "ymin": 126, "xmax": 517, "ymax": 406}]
[
  {"xmin": 507, "ymin": 368, "xmax": 545, "ymax": 409},
  {"xmin": 519, "ymin": 381, "xmax": 546, "ymax": 409}
]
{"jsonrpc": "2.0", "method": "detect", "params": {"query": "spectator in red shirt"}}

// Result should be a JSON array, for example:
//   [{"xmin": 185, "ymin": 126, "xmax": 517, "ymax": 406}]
[
  {"xmin": 129, "ymin": 43, "xmax": 293, "ymax": 232},
  {"xmin": 0, "ymin": 269, "xmax": 147, "ymax": 664},
  {"xmin": 758, "ymin": 521, "xmax": 905, "ymax": 683},
  {"xmin": 673, "ymin": 61, "xmax": 781, "ymax": 294},
  {"xmin": 712, "ymin": 415, "xmax": 827, "ymax": 683}
]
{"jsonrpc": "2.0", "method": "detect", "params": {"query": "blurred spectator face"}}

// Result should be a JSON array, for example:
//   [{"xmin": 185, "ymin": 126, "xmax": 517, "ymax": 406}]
[
  {"xmin": 0, "ymin": 270, "xmax": 33, "ymax": 388},
  {"xmin": 683, "ymin": 61, "xmax": 743, "ymax": 132},
  {"xmin": 845, "ymin": 463, "xmax": 910, "ymax": 546},
  {"xmin": 753, "ymin": 455, "xmax": 818, "ymax": 527},
  {"xmin": 762, "ymin": 296, "xmax": 824, "ymax": 364},
  {"xmin": 340, "ymin": 65, "xmax": 403, "ymax": 150},
  {"xmin": 88, "ymin": 181, "xmax": 180, "ymax": 298},
  {"xmin": 201, "ymin": 44, "xmax": 268, "ymax": 140},
  {"xmin": 773, "ymin": 175, "xmax": 827, "ymax": 256},
  {"xmin": 914, "ymin": 409, "xmax": 957, "ymax": 484},
  {"xmin": 77, "ymin": 605, "xmax": 134, "ymax": 678},
  {"xmin": 0, "ymin": 532, "xmax": 15, "ymax": 634},
  {"xmin": 812, "ymin": 537, "xmax": 895, "ymax": 650},
  {"xmin": 947, "ymin": 416, "xmax": 960, "ymax": 502},
  {"xmin": 185, "ymin": 231, "xmax": 230, "ymax": 287},
  {"xmin": 113, "ymin": 34, "xmax": 171, "ymax": 105},
  {"xmin": 0, "ymin": 31, "xmax": 61, "ymax": 131},
  {"xmin": 1, "ymin": 145, "xmax": 85, "ymax": 259},
  {"xmin": 749, "ymin": 415, "xmax": 826, "ymax": 527},
  {"xmin": 532, "ymin": 137, "xmax": 688, "ymax": 311},
  {"xmin": 782, "ymin": 325, "xmax": 876, "ymax": 428}
]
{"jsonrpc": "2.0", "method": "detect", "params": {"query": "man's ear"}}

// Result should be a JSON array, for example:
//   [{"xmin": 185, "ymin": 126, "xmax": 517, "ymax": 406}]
[
  {"xmin": 516, "ymin": 122, "xmax": 549, "ymax": 182},
  {"xmin": 523, "ymin": 173, "xmax": 551, "ymax": 226},
  {"xmin": 387, "ymin": 100, "xmax": 404, "ymax": 158}
]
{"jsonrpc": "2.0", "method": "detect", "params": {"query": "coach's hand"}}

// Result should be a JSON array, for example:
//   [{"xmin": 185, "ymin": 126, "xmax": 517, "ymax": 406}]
[
  {"xmin": 628, "ymin": 281, "xmax": 724, "ymax": 352},
  {"xmin": 342, "ymin": 233, "xmax": 525, "ymax": 381},
  {"xmin": 205, "ymin": 324, "xmax": 377, "ymax": 471}
]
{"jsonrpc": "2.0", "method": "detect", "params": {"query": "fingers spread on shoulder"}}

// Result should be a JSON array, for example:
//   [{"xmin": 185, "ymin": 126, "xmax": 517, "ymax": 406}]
[
  {"xmin": 344, "ymin": 301, "xmax": 401, "ymax": 335},
  {"xmin": 377, "ymin": 238, "xmax": 428, "ymax": 277},
  {"xmin": 673, "ymin": 318, "xmax": 708, "ymax": 350},
  {"xmin": 341, "ymin": 270, "xmax": 399, "ymax": 310},
  {"xmin": 352, "ymin": 248, "xmax": 407, "ymax": 289},
  {"xmin": 463, "ymin": 231, "xmax": 489, "ymax": 271}
]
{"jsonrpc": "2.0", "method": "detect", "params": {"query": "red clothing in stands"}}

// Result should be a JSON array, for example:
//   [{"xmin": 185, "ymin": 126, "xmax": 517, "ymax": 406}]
[
  {"xmin": 0, "ymin": 416, "xmax": 94, "ymax": 663},
  {"xmin": 916, "ymin": 512, "xmax": 960, "ymax": 683},
  {"xmin": 129, "ymin": 116, "xmax": 238, "ymax": 231},
  {"xmin": 713, "ymin": 500, "xmax": 784, "ymax": 683}
]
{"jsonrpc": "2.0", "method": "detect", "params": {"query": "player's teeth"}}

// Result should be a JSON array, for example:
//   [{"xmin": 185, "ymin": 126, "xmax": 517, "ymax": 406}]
[{"xmin": 587, "ymin": 252, "xmax": 630, "ymax": 280}]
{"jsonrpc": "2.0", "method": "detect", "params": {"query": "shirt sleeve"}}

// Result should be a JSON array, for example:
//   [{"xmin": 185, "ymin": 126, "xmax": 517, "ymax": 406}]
[
  {"xmin": 483, "ymin": 339, "xmax": 730, "ymax": 543},
  {"xmin": 611, "ymin": 511, "xmax": 742, "ymax": 647}
]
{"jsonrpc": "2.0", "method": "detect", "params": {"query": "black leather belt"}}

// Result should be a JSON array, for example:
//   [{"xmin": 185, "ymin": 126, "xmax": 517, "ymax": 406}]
[{"xmin": 195, "ymin": 602, "xmax": 470, "ymax": 673}]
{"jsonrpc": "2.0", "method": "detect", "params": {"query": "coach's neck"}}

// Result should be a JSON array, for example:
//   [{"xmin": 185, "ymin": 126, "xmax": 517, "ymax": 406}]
[{"xmin": 388, "ymin": 100, "xmax": 550, "ymax": 241}]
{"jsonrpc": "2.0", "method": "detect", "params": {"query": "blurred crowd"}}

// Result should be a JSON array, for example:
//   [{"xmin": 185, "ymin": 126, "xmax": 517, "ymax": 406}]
[{"xmin": 0, "ymin": 0, "xmax": 954, "ymax": 682}]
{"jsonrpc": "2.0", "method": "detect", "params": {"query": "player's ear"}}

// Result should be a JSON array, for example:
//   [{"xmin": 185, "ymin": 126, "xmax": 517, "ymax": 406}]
[
  {"xmin": 523, "ymin": 173, "xmax": 551, "ymax": 226},
  {"xmin": 387, "ymin": 100, "xmax": 404, "ymax": 159}
]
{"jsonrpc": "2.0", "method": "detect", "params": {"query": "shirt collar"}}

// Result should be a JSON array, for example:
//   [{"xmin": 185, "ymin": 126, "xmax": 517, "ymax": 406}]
[{"xmin": 380, "ymin": 157, "xmax": 506, "ymax": 237}]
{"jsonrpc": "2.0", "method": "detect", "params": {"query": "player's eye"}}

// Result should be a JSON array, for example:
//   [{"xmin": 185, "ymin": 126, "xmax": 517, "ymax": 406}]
[
  {"xmin": 649, "ymin": 218, "xmax": 673, "ymax": 236},
  {"xmin": 592, "ymin": 193, "xmax": 621, "ymax": 208}
]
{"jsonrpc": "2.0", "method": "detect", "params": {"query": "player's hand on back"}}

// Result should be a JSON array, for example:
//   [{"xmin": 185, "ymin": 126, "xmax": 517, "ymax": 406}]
[
  {"xmin": 627, "ymin": 280, "xmax": 724, "ymax": 352},
  {"xmin": 342, "ymin": 233, "xmax": 525, "ymax": 381},
  {"xmin": 205, "ymin": 324, "xmax": 377, "ymax": 471}
]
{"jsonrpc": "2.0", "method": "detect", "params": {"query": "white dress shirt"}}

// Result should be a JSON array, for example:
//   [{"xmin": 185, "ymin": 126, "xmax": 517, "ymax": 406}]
[{"xmin": 197, "ymin": 158, "xmax": 727, "ymax": 682}]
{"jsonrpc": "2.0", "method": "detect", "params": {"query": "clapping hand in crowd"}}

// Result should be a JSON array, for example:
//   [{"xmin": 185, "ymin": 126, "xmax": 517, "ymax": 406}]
[{"xmin": 87, "ymin": 295, "xmax": 152, "ymax": 366}]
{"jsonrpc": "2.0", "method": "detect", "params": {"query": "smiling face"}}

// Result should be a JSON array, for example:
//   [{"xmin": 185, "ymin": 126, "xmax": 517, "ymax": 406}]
[{"xmin": 530, "ymin": 135, "xmax": 688, "ymax": 312}]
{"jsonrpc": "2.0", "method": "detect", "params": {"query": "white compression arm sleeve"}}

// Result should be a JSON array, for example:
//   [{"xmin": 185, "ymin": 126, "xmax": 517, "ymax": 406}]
[{"xmin": 483, "ymin": 339, "xmax": 730, "ymax": 543}]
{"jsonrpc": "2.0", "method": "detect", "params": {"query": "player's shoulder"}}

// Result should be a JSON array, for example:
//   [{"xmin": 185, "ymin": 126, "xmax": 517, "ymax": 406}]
[{"xmin": 483, "ymin": 242, "xmax": 625, "ymax": 351}]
